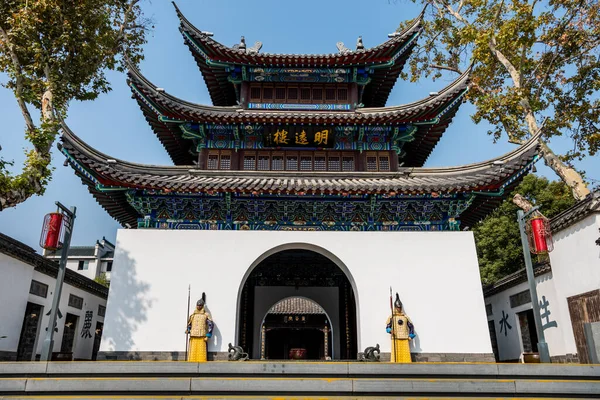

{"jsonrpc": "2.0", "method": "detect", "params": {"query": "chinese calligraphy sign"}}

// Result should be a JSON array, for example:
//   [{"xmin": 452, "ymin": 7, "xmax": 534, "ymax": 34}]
[
  {"xmin": 539, "ymin": 295, "xmax": 558, "ymax": 330},
  {"xmin": 499, "ymin": 310, "xmax": 512, "ymax": 336},
  {"xmin": 263, "ymin": 126, "xmax": 335, "ymax": 148},
  {"xmin": 81, "ymin": 310, "xmax": 93, "ymax": 339}
]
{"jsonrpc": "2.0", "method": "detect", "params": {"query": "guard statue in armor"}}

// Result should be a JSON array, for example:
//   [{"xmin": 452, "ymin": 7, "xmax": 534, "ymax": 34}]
[
  {"xmin": 386, "ymin": 293, "xmax": 415, "ymax": 363},
  {"xmin": 186, "ymin": 293, "xmax": 213, "ymax": 362}
]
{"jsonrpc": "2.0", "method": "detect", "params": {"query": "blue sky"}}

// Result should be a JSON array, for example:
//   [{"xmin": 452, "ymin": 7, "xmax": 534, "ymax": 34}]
[{"xmin": 0, "ymin": 0, "xmax": 598, "ymax": 249}]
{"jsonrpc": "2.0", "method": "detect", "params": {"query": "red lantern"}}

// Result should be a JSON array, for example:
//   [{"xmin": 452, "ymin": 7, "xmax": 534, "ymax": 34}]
[
  {"xmin": 527, "ymin": 215, "xmax": 553, "ymax": 254},
  {"xmin": 40, "ymin": 212, "xmax": 65, "ymax": 251}
]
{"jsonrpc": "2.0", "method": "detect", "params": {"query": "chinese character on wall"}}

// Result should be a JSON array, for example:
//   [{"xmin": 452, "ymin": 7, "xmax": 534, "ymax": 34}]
[{"xmin": 81, "ymin": 310, "xmax": 93, "ymax": 339}]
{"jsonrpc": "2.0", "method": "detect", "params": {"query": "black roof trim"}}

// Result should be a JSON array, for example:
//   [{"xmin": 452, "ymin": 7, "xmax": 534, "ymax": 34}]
[
  {"xmin": 0, "ymin": 233, "xmax": 109, "ymax": 299},
  {"xmin": 483, "ymin": 262, "xmax": 552, "ymax": 297},
  {"xmin": 550, "ymin": 190, "xmax": 600, "ymax": 232}
]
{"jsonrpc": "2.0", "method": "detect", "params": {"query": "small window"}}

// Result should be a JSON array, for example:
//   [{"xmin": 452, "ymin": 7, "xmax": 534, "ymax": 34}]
[
  {"xmin": 207, "ymin": 154, "xmax": 219, "ymax": 170},
  {"xmin": 250, "ymin": 87, "xmax": 261, "ymax": 101},
  {"xmin": 328, "ymin": 156, "xmax": 341, "ymax": 171},
  {"xmin": 78, "ymin": 260, "xmax": 89, "ymax": 271},
  {"xmin": 30, "ymin": 280, "xmax": 48, "ymax": 298},
  {"xmin": 272, "ymin": 155, "xmax": 284, "ymax": 170},
  {"xmin": 300, "ymin": 155, "xmax": 312, "ymax": 171},
  {"xmin": 243, "ymin": 155, "xmax": 256, "ymax": 170},
  {"xmin": 98, "ymin": 304, "xmax": 106, "ymax": 317},
  {"xmin": 314, "ymin": 156, "xmax": 326, "ymax": 171},
  {"xmin": 275, "ymin": 87, "xmax": 286, "ymax": 100},
  {"xmin": 510, "ymin": 290, "xmax": 532, "ymax": 308},
  {"xmin": 286, "ymin": 155, "xmax": 298, "ymax": 170},
  {"xmin": 312, "ymin": 88, "xmax": 323, "ymax": 101},
  {"xmin": 379, "ymin": 156, "xmax": 390, "ymax": 171},
  {"xmin": 366, "ymin": 156, "xmax": 378, "ymax": 171},
  {"xmin": 342, "ymin": 156, "xmax": 355, "ymax": 171},
  {"xmin": 325, "ymin": 88, "xmax": 336, "ymax": 101},
  {"xmin": 106, "ymin": 261, "xmax": 113, "ymax": 272},
  {"xmin": 220, "ymin": 154, "xmax": 231, "ymax": 170},
  {"xmin": 68, "ymin": 294, "xmax": 83, "ymax": 310},
  {"xmin": 337, "ymin": 88, "xmax": 348, "ymax": 101},
  {"xmin": 258, "ymin": 154, "xmax": 270, "ymax": 170},
  {"xmin": 288, "ymin": 87, "xmax": 298, "ymax": 101},
  {"xmin": 263, "ymin": 87, "xmax": 273, "ymax": 100},
  {"xmin": 300, "ymin": 88, "xmax": 311, "ymax": 101}
]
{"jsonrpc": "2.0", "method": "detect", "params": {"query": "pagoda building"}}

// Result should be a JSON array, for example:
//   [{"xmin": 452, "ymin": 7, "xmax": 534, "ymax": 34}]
[{"xmin": 60, "ymin": 4, "xmax": 540, "ymax": 361}]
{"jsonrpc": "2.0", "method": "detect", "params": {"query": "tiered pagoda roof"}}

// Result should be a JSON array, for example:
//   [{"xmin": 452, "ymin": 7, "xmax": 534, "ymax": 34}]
[
  {"xmin": 173, "ymin": 2, "xmax": 424, "ymax": 107},
  {"xmin": 128, "ymin": 64, "xmax": 470, "ymax": 166},
  {"xmin": 60, "ymin": 4, "xmax": 541, "ymax": 232},
  {"xmin": 59, "ymin": 123, "xmax": 541, "ymax": 229}
]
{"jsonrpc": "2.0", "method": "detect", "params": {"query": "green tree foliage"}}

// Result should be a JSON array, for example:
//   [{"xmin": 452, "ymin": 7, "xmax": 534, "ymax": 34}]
[
  {"xmin": 398, "ymin": 0, "xmax": 599, "ymax": 199},
  {"xmin": 0, "ymin": 0, "xmax": 149, "ymax": 210},
  {"xmin": 94, "ymin": 272, "xmax": 110, "ymax": 288},
  {"xmin": 474, "ymin": 175, "xmax": 575, "ymax": 284}
]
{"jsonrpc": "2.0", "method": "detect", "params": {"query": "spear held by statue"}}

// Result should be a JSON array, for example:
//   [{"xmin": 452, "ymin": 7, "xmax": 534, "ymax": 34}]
[{"xmin": 185, "ymin": 284, "xmax": 190, "ymax": 361}]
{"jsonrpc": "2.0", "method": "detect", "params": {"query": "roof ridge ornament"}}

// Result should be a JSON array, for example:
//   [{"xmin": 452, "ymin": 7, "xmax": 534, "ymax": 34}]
[
  {"xmin": 336, "ymin": 41, "xmax": 351, "ymax": 54},
  {"xmin": 356, "ymin": 36, "xmax": 364, "ymax": 51},
  {"xmin": 232, "ymin": 36, "xmax": 246, "ymax": 52},
  {"xmin": 247, "ymin": 40, "xmax": 263, "ymax": 55},
  {"xmin": 232, "ymin": 36, "xmax": 262, "ymax": 54}
]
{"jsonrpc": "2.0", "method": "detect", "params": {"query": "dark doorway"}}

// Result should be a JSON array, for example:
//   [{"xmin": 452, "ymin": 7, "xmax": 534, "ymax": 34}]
[
  {"xmin": 266, "ymin": 328, "xmax": 326, "ymax": 360},
  {"xmin": 237, "ymin": 249, "xmax": 357, "ymax": 360},
  {"xmin": 568, "ymin": 289, "xmax": 600, "ymax": 363},
  {"xmin": 262, "ymin": 297, "xmax": 331, "ymax": 360},
  {"xmin": 92, "ymin": 322, "xmax": 103, "ymax": 361},
  {"xmin": 60, "ymin": 313, "xmax": 79, "ymax": 355},
  {"xmin": 517, "ymin": 309, "xmax": 539, "ymax": 353},
  {"xmin": 487, "ymin": 320, "xmax": 499, "ymax": 362},
  {"xmin": 16, "ymin": 302, "xmax": 43, "ymax": 361}
]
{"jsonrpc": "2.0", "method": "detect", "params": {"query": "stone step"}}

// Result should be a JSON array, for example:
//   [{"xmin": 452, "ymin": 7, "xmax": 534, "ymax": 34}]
[{"xmin": 0, "ymin": 362, "xmax": 598, "ymax": 398}]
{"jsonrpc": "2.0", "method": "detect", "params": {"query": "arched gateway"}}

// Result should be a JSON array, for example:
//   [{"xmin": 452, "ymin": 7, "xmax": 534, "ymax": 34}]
[{"xmin": 236, "ymin": 244, "xmax": 358, "ymax": 360}]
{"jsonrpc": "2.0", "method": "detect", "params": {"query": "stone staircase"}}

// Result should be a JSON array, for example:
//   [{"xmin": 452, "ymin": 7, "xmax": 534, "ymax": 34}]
[{"xmin": 0, "ymin": 361, "xmax": 599, "ymax": 399}]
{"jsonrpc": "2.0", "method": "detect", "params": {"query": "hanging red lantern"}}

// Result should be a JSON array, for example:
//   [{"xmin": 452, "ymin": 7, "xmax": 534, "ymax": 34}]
[
  {"xmin": 527, "ymin": 215, "xmax": 553, "ymax": 254},
  {"xmin": 40, "ymin": 212, "xmax": 65, "ymax": 251}
]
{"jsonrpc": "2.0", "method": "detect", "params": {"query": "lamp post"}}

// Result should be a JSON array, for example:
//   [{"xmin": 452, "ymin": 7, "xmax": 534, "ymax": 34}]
[
  {"xmin": 517, "ymin": 207, "xmax": 551, "ymax": 363},
  {"xmin": 40, "ymin": 202, "xmax": 76, "ymax": 362}
]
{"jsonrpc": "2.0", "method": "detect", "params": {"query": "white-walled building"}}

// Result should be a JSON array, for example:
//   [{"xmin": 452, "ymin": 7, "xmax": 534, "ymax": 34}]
[
  {"xmin": 484, "ymin": 190, "xmax": 600, "ymax": 363},
  {"xmin": 43, "ymin": 237, "xmax": 114, "ymax": 283},
  {"xmin": 98, "ymin": 229, "xmax": 495, "ymax": 361},
  {"xmin": 0, "ymin": 233, "xmax": 108, "ymax": 361},
  {"xmin": 58, "ymin": 4, "xmax": 546, "ymax": 363}
]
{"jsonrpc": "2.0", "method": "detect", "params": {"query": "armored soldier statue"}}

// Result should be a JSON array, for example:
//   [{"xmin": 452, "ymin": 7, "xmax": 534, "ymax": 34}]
[
  {"xmin": 386, "ymin": 293, "xmax": 415, "ymax": 363},
  {"xmin": 186, "ymin": 293, "xmax": 213, "ymax": 362}
]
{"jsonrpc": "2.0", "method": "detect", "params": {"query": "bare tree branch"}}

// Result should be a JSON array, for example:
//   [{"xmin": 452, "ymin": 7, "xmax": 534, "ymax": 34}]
[{"xmin": 428, "ymin": 64, "xmax": 464, "ymax": 74}]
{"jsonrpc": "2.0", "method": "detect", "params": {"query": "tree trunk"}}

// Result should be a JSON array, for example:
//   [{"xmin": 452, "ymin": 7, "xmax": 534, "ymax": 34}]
[
  {"xmin": 538, "ymin": 140, "xmax": 590, "ymax": 201},
  {"xmin": 0, "ymin": 88, "xmax": 55, "ymax": 211},
  {"xmin": 513, "ymin": 194, "xmax": 534, "ymax": 212}
]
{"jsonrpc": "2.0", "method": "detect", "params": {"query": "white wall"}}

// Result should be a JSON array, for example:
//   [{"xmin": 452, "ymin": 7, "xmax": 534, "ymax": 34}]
[
  {"xmin": 485, "ymin": 213, "xmax": 600, "ymax": 361},
  {"xmin": 549, "ymin": 214, "xmax": 600, "ymax": 355},
  {"xmin": 0, "ymin": 254, "xmax": 34, "ymax": 353},
  {"xmin": 485, "ymin": 272, "xmax": 564, "ymax": 361},
  {"xmin": 0, "ymin": 252, "xmax": 106, "ymax": 360},
  {"xmin": 101, "ymin": 229, "xmax": 492, "ymax": 357},
  {"xmin": 65, "ymin": 258, "xmax": 99, "ymax": 281},
  {"xmin": 30, "ymin": 271, "xmax": 106, "ymax": 360}
]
